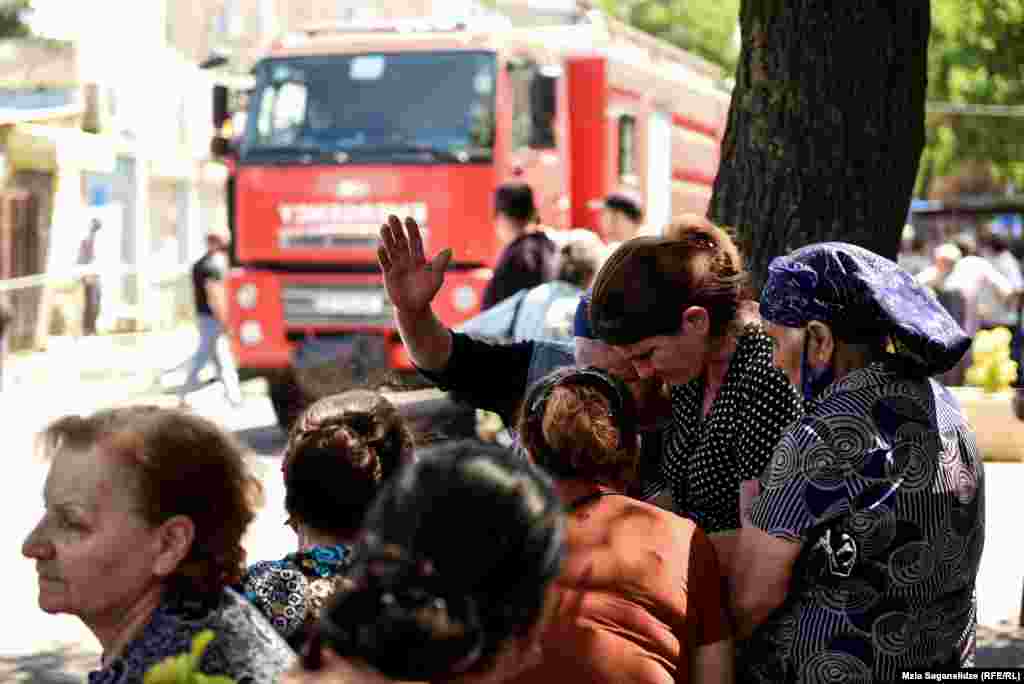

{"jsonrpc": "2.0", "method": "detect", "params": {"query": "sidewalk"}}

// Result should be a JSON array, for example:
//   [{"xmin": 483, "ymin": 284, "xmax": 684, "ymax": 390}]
[{"xmin": 1, "ymin": 326, "xmax": 199, "ymax": 420}]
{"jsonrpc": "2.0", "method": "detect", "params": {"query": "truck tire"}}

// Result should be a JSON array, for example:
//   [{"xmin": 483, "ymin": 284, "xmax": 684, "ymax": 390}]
[{"xmin": 267, "ymin": 369, "xmax": 309, "ymax": 433}]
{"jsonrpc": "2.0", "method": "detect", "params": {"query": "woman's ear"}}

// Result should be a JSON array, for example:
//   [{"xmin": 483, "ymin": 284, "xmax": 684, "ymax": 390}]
[
  {"xmin": 152, "ymin": 515, "xmax": 195, "ymax": 578},
  {"xmin": 806, "ymin": 320, "xmax": 835, "ymax": 368}
]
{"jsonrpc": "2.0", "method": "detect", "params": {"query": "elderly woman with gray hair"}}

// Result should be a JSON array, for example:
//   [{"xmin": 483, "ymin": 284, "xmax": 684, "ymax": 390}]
[
  {"xmin": 734, "ymin": 243, "xmax": 984, "ymax": 682},
  {"xmin": 23, "ymin": 406, "xmax": 294, "ymax": 684}
]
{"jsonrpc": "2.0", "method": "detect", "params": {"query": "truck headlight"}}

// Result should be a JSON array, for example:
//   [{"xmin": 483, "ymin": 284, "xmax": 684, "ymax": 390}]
[
  {"xmin": 239, "ymin": 320, "xmax": 263, "ymax": 346},
  {"xmin": 236, "ymin": 283, "xmax": 258, "ymax": 310},
  {"xmin": 453, "ymin": 285, "xmax": 477, "ymax": 313}
]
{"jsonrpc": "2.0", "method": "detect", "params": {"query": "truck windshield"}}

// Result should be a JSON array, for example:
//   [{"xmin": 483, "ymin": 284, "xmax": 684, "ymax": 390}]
[{"xmin": 242, "ymin": 51, "xmax": 497, "ymax": 164}]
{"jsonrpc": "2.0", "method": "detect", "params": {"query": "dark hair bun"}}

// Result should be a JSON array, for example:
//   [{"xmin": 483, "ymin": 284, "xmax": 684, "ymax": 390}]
[
  {"xmin": 318, "ymin": 543, "xmax": 485, "ymax": 681},
  {"xmin": 312, "ymin": 442, "xmax": 564, "ymax": 681},
  {"xmin": 321, "ymin": 423, "xmax": 382, "ymax": 484},
  {"xmin": 283, "ymin": 391, "xmax": 415, "ymax": 537}
]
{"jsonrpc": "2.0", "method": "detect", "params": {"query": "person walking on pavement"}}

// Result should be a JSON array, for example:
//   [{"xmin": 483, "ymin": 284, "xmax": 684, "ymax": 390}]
[
  {"xmin": 178, "ymin": 229, "xmax": 243, "ymax": 407},
  {"xmin": 77, "ymin": 219, "xmax": 102, "ymax": 336}
]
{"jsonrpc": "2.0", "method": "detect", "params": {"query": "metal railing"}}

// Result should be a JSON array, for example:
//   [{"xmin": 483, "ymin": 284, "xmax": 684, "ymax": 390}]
[
  {"xmin": 0, "ymin": 262, "xmax": 196, "ymax": 352},
  {"xmin": 0, "ymin": 262, "xmax": 189, "ymax": 293}
]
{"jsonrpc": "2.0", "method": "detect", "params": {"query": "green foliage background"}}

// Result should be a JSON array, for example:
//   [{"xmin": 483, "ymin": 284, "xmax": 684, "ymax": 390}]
[
  {"xmin": 920, "ymin": 0, "xmax": 1024, "ymax": 196},
  {"xmin": 595, "ymin": 0, "xmax": 741, "ymax": 73},
  {"xmin": 0, "ymin": 0, "xmax": 33, "ymax": 39},
  {"xmin": 598, "ymin": 0, "xmax": 1023, "ymax": 197}
]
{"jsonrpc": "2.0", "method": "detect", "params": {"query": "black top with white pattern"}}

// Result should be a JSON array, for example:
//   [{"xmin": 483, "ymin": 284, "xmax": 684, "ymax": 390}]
[{"xmin": 661, "ymin": 324, "xmax": 803, "ymax": 533}]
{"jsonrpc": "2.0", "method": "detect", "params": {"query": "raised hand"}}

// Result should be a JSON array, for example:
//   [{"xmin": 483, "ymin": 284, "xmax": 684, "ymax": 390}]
[{"xmin": 378, "ymin": 215, "xmax": 452, "ymax": 315}]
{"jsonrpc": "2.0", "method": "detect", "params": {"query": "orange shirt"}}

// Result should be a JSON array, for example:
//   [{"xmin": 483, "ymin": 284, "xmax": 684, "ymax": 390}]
[{"xmin": 510, "ymin": 494, "xmax": 730, "ymax": 684}]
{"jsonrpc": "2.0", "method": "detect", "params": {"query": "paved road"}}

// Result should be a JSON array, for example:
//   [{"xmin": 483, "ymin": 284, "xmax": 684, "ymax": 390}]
[
  {"xmin": 2, "ymin": 380, "xmax": 1022, "ymax": 680},
  {"xmin": 0, "ymin": 380, "xmax": 294, "ymax": 682}
]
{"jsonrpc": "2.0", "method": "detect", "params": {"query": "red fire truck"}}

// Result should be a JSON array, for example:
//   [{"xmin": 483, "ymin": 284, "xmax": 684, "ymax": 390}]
[{"xmin": 211, "ymin": 11, "xmax": 730, "ymax": 428}]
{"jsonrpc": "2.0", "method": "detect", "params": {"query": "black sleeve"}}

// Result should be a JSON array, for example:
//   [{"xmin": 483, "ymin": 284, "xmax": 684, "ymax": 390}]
[
  {"xmin": 481, "ymin": 236, "xmax": 556, "ymax": 311},
  {"xmin": 416, "ymin": 332, "xmax": 535, "ymax": 426},
  {"xmin": 205, "ymin": 253, "xmax": 228, "ymax": 281},
  {"xmin": 481, "ymin": 258, "xmax": 518, "ymax": 310}
]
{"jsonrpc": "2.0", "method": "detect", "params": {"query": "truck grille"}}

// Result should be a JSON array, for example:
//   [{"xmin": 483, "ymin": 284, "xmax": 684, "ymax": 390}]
[{"xmin": 281, "ymin": 284, "xmax": 393, "ymax": 326}]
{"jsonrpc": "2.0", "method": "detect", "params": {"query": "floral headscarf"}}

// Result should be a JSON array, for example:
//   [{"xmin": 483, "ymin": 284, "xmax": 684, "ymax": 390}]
[{"xmin": 760, "ymin": 242, "xmax": 970, "ymax": 376}]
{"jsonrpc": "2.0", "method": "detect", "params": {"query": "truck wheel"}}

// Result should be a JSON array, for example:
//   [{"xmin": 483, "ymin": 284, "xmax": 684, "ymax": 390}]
[{"xmin": 267, "ymin": 369, "xmax": 309, "ymax": 433}]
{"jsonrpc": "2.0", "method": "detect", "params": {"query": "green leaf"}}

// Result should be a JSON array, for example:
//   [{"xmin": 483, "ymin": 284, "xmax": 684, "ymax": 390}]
[
  {"xmin": 142, "ymin": 631, "xmax": 237, "ymax": 684},
  {"xmin": 190, "ymin": 631, "xmax": 216, "ymax": 667}
]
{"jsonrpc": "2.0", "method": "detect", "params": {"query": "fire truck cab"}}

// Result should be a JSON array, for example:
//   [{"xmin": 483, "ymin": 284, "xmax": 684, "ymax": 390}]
[{"xmin": 211, "ymin": 10, "xmax": 731, "ymax": 428}]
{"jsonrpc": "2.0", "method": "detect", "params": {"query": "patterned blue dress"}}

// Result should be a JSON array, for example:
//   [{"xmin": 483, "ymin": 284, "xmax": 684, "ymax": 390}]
[
  {"xmin": 88, "ymin": 588, "xmax": 294, "ymax": 684},
  {"xmin": 741, "ymin": 362, "xmax": 985, "ymax": 682},
  {"xmin": 241, "ymin": 544, "xmax": 352, "ymax": 649}
]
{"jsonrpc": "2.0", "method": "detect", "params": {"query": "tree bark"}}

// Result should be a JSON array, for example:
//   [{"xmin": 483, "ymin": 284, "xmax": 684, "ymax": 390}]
[{"xmin": 708, "ymin": 1, "xmax": 930, "ymax": 292}]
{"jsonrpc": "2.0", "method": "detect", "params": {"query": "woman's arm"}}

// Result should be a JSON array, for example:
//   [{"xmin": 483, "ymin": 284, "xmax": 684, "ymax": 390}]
[
  {"xmin": 395, "ymin": 304, "xmax": 454, "ymax": 373},
  {"xmin": 686, "ymin": 527, "xmax": 736, "ymax": 684},
  {"xmin": 730, "ymin": 525, "xmax": 799, "ymax": 639},
  {"xmin": 730, "ymin": 481, "xmax": 800, "ymax": 640},
  {"xmin": 692, "ymin": 640, "xmax": 735, "ymax": 684},
  {"xmin": 417, "ymin": 333, "xmax": 536, "ymax": 426}
]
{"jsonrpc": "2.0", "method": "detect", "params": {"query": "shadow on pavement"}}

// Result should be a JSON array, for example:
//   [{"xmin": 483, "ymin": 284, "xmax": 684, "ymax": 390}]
[
  {"xmin": 236, "ymin": 423, "xmax": 287, "ymax": 455},
  {"xmin": 0, "ymin": 645, "xmax": 98, "ymax": 684}
]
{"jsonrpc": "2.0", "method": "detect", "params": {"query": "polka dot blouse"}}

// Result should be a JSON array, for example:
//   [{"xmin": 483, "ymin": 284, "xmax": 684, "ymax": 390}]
[{"xmin": 661, "ymin": 324, "xmax": 803, "ymax": 533}]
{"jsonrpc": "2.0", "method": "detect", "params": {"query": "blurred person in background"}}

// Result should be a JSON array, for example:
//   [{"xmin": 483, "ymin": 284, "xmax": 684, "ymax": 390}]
[
  {"xmin": 587, "ymin": 223, "xmax": 803, "ymax": 577},
  {"xmin": 77, "ymin": 218, "xmax": 103, "ymax": 336},
  {"xmin": 897, "ymin": 224, "xmax": 930, "ymax": 277},
  {"xmin": 978, "ymin": 229, "xmax": 1024, "ymax": 331},
  {"xmin": 481, "ymin": 183, "xmax": 558, "ymax": 310},
  {"xmin": 23, "ymin": 406, "xmax": 294, "ymax": 684},
  {"xmin": 735, "ymin": 243, "xmax": 982, "ymax": 680},
  {"xmin": 176, "ymin": 228, "xmax": 243, "ymax": 407},
  {"xmin": 916, "ymin": 242, "xmax": 965, "ymax": 319},
  {"xmin": 511, "ymin": 366, "xmax": 733, "ymax": 684},
  {"xmin": 919, "ymin": 240, "xmax": 1018, "ymax": 385},
  {"xmin": 241, "ymin": 390, "xmax": 416, "ymax": 649},
  {"xmin": 599, "ymin": 190, "xmax": 645, "ymax": 246},
  {"xmin": 459, "ymin": 229, "xmax": 608, "ymax": 342},
  {"xmin": 977, "ymin": 229, "xmax": 1024, "ymax": 399},
  {"xmin": 289, "ymin": 441, "xmax": 565, "ymax": 684}
]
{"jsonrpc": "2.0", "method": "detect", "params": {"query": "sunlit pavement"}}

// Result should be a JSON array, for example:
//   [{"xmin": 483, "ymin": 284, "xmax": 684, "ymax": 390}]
[
  {"xmin": 1, "ymin": 379, "xmax": 291, "ymax": 674},
  {"xmin": 2, "ymin": 370, "xmax": 1023, "ymax": 676}
]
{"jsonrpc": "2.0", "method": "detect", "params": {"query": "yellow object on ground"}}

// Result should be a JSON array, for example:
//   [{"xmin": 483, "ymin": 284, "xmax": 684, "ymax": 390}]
[{"xmin": 966, "ymin": 327, "xmax": 1018, "ymax": 394}]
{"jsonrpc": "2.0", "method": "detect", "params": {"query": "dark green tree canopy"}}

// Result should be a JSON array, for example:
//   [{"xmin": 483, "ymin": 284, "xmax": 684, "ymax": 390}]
[
  {"xmin": 595, "ymin": 0, "xmax": 741, "ymax": 72},
  {"xmin": 0, "ymin": 0, "xmax": 33, "ymax": 39},
  {"xmin": 921, "ymin": 0, "xmax": 1024, "ymax": 195}
]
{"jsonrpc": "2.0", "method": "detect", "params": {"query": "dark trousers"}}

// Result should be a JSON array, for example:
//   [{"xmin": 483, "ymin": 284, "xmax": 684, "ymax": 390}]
[{"xmin": 83, "ymin": 279, "xmax": 101, "ymax": 336}]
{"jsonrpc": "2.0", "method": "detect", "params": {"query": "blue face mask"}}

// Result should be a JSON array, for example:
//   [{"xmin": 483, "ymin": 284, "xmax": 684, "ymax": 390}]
[{"xmin": 800, "ymin": 328, "xmax": 834, "ymax": 402}]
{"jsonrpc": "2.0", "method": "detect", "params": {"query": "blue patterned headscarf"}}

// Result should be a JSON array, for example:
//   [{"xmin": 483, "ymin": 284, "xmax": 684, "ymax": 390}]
[{"xmin": 760, "ymin": 242, "xmax": 970, "ymax": 376}]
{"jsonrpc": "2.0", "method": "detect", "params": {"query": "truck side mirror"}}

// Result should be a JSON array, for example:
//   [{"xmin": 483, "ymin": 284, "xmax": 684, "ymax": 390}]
[
  {"xmin": 213, "ymin": 84, "xmax": 230, "ymax": 129},
  {"xmin": 529, "ymin": 71, "xmax": 558, "ymax": 148}
]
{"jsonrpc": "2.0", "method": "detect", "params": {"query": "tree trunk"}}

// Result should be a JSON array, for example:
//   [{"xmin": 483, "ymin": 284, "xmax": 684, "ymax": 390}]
[{"xmin": 708, "ymin": 0, "xmax": 930, "ymax": 292}]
